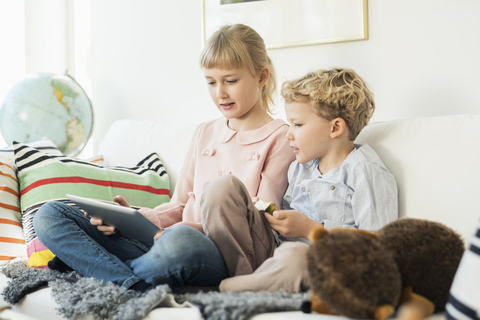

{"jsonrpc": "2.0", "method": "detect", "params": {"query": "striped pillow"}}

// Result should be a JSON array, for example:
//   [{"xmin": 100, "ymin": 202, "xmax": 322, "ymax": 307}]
[
  {"xmin": 445, "ymin": 219, "xmax": 480, "ymax": 319},
  {"xmin": 0, "ymin": 139, "xmax": 63, "ymax": 265},
  {"xmin": 14, "ymin": 142, "xmax": 171, "ymax": 268},
  {"xmin": 0, "ymin": 138, "xmax": 62, "ymax": 160},
  {"xmin": 0, "ymin": 158, "xmax": 24, "ymax": 265}
]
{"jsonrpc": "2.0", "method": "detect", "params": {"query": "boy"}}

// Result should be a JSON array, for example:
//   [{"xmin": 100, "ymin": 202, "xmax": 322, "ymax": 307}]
[{"xmin": 216, "ymin": 67, "xmax": 398, "ymax": 292}]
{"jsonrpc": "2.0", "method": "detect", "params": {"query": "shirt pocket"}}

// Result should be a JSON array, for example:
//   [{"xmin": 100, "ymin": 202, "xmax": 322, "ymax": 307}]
[{"xmin": 309, "ymin": 183, "xmax": 352, "ymax": 223}]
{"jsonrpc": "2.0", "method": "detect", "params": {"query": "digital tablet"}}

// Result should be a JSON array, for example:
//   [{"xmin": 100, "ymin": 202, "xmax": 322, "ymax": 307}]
[{"xmin": 66, "ymin": 194, "xmax": 160, "ymax": 244}]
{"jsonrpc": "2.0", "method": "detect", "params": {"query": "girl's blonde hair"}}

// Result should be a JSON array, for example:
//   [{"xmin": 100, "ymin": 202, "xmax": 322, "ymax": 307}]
[
  {"xmin": 281, "ymin": 68, "xmax": 375, "ymax": 140},
  {"xmin": 200, "ymin": 24, "xmax": 277, "ymax": 114}
]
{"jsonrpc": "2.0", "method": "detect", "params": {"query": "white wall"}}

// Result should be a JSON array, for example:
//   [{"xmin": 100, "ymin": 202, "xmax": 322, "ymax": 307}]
[
  {"xmin": 0, "ymin": 1, "xmax": 25, "ymax": 106},
  {"xmin": 87, "ymin": 0, "xmax": 210, "ymax": 151},
  {"xmin": 3, "ymin": 0, "xmax": 478, "ymax": 153},
  {"xmin": 86, "ymin": 0, "xmax": 480, "ymax": 153},
  {"xmin": 270, "ymin": 0, "xmax": 480, "ymax": 122}
]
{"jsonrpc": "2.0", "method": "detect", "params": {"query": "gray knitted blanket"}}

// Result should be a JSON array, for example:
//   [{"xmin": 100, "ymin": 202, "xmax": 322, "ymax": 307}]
[{"xmin": 1, "ymin": 262, "xmax": 307, "ymax": 320}]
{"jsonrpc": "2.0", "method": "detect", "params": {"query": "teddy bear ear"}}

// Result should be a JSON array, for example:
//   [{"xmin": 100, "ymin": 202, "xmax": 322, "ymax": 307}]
[
  {"xmin": 309, "ymin": 227, "xmax": 329, "ymax": 242},
  {"xmin": 373, "ymin": 304, "xmax": 395, "ymax": 320}
]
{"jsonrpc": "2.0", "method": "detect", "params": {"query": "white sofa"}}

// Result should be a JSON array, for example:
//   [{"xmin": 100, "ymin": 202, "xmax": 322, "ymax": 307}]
[{"xmin": 1, "ymin": 114, "xmax": 479, "ymax": 320}]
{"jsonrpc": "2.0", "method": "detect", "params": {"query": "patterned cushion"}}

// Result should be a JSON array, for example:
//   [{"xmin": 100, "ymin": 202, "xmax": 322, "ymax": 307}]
[
  {"xmin": 0, "ymin": 158, "xmax": 24, "ymax": 265},
  {"xmin": 0, "ymin": 139, "xmax": 62, "ymax": 160},
  {"xmin": 445, "ymin": 219, "xmax": 480, "ymax": 319},
  {"xmin": 0, "ymin": 139, "xmax": 62, "ymax": 265},
  {"xmin": 14, "ymin": 142, "xmax": 171, "ymax": 268}
]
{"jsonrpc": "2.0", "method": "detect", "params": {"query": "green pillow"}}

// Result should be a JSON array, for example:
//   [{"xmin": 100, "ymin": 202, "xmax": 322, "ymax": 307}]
[{"xmin": 14, "ymin": 142, "xmax": 171, "ymax": 268}]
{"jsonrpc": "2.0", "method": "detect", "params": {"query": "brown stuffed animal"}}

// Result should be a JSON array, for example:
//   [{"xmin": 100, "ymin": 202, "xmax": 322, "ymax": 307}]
[
  {"xmin": 303, "ymin": 218, "xmax": 465, "ymax": 319},
  {"xmin": 376, "ymin": 218, "xmax": 465, "ymax": 314},
  {"xmin": 302, "ymin": 227, "xmax": 403, "ymax": 319}
]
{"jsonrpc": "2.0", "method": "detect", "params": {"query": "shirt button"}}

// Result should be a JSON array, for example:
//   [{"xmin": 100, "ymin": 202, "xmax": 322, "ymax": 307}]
[
  {"xmin": 330, "ymin": 185, "xmax": 335, "ymax": 190},
  {"xmin": 301, "ymin": 187, "xmax": 306, "ymax": 192}
]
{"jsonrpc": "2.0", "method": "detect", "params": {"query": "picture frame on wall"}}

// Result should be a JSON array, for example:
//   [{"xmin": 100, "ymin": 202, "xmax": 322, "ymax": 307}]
[{"xmin": 201, "ymin": 0, "xmax": 369, "ymax": 50}]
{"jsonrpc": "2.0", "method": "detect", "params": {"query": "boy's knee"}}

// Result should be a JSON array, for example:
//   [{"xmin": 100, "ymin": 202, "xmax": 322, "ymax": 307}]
[
  {"xmin": 201, "ymin": 175, "xmax": 253, "ymax": 231},
  {"xmin": 202, "ymin": 175, "xmax": 248, "ymax": 208},
  {"xmin": 203, "ymin": 175, "xmax": 242, "ymax": 198}
]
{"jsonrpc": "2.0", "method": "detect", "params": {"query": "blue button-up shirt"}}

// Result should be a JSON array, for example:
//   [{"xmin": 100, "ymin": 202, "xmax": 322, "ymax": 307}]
[{"xmin": 279, "ymin": 144, "xmax": 398, "ymax": 243}]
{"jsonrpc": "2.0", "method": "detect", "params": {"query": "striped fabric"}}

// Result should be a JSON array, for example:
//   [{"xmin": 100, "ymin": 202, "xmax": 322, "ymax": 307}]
[
  {"xmin": 0, "ymin": 158, "xmax": 24, "ymax": 265},
  {"xmin": 0, "ymin": 139, "xmax": 62, "ymax": 160},
  {"xmin": 0, "ymin": 139, "xmax": 62, "ymax": 265},
  {"xmin": 446, "ymin": 219, "xmax": 480, "ymax": 320},
  {"xmin": 14, "ymin": 142, "xmax": 171, "ymax": 268}
]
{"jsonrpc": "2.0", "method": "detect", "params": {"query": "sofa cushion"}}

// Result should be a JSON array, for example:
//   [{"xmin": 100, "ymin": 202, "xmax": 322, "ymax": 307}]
[
  {"xmin": 0, "ymin": 158, "xmax": 24, "ymax": 265},
  {"xmin": 0, "ymin": 139, "xmax": 62, "ymax": 265},
  {"xmin": 14, "ymin": 143, "xmax": 171, "ymax": 268},
  {"xmin": 0, "ymin": 139, "xmax": 62, "ymax": 160},
  {"xmin": 356, "ymin": 114, "xmax": 480, "ymax": 242},
  {"xmin": 99, "ymin": 119, "xmax": 198, "ymax": 191}
]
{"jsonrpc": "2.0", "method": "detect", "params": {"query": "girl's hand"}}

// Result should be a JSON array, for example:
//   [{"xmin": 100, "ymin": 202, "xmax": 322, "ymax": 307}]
[
  {"xmin": 114, "ymin": 195, "xmax": 151, "ymax": 216},
  {"xmin": 84, "ymin": 195, "xmax": 128, "ymax": 236},
  {"xmin": 113, "ymin": 195, "xmax": 162, "ymax": 240},
  {"xmin": 85, "ymin": 212, "xmax": 116, "ymax": 236},
  {"xmin": 264, "ymin": 209, "xmax": 323, "ymax": 238},
  {"xmin": 113, "ymin": 195, "xmax": 130, "ymax": 207}
]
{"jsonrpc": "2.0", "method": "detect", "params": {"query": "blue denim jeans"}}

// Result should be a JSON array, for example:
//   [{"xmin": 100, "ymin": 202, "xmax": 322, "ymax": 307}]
[{"xmin": 33, "ymin": 201, "xmax": 229, "ymax": 289}]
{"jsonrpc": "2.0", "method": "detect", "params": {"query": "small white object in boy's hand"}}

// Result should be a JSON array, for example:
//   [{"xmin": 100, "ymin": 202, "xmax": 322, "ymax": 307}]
[{"xmin": 255, "ymin": 200, "xmax": 276, "ymax": 214}]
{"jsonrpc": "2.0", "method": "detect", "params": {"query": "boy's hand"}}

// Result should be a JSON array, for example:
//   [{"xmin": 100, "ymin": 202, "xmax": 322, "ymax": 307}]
[{"xmin": 265, "ymin": 209, "xmax": 323, "ymax": 238}]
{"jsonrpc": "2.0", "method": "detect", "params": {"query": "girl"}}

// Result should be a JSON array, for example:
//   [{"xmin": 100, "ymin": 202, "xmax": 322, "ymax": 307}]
[{"xmin": 34, "ymin": 24, "xmax": 295, "ymax": 290}]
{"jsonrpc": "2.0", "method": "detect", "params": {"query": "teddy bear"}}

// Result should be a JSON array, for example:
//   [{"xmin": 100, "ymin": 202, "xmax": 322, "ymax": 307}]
[
  {"xmin": 301, "ymin": 227, "xmax": 403, "ymax": 319},
  {"xmin": 302, "ymin": 218, "xmax": 465, "ymax": 319},
  {"xmin": 376, "ymin": 218, "xmax": 465, "ymax": 314}
]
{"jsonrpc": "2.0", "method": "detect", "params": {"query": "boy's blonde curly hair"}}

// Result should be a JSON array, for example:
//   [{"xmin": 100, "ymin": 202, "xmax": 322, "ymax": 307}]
[{"xmin": 281, "ymin": 68, "xmax": 375, "ymax": 140}]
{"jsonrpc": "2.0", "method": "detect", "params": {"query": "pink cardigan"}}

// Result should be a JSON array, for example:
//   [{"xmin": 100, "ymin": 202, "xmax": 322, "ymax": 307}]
[{"xmin": 144, "ymin": 117, "xmax": 295, "ymax": 233}]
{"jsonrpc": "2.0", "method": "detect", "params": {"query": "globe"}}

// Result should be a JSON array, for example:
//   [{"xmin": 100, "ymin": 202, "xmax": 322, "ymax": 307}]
[{"xmin": 0, "ymin": 73, "xmax": 93, "ymax": 156}]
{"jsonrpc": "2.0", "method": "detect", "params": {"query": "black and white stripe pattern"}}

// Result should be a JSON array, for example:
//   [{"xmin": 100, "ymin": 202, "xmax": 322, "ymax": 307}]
[
  {"xmin": 0, "ymin": 139, "xmax": 62, "ymax": 160},
  {"xmin": 14, "ymin": 142, "xmax": 167, "ymax": 177},
  {"xmin": 446, "ymin": 220, "xmax": 480, "ymax": 320}
]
